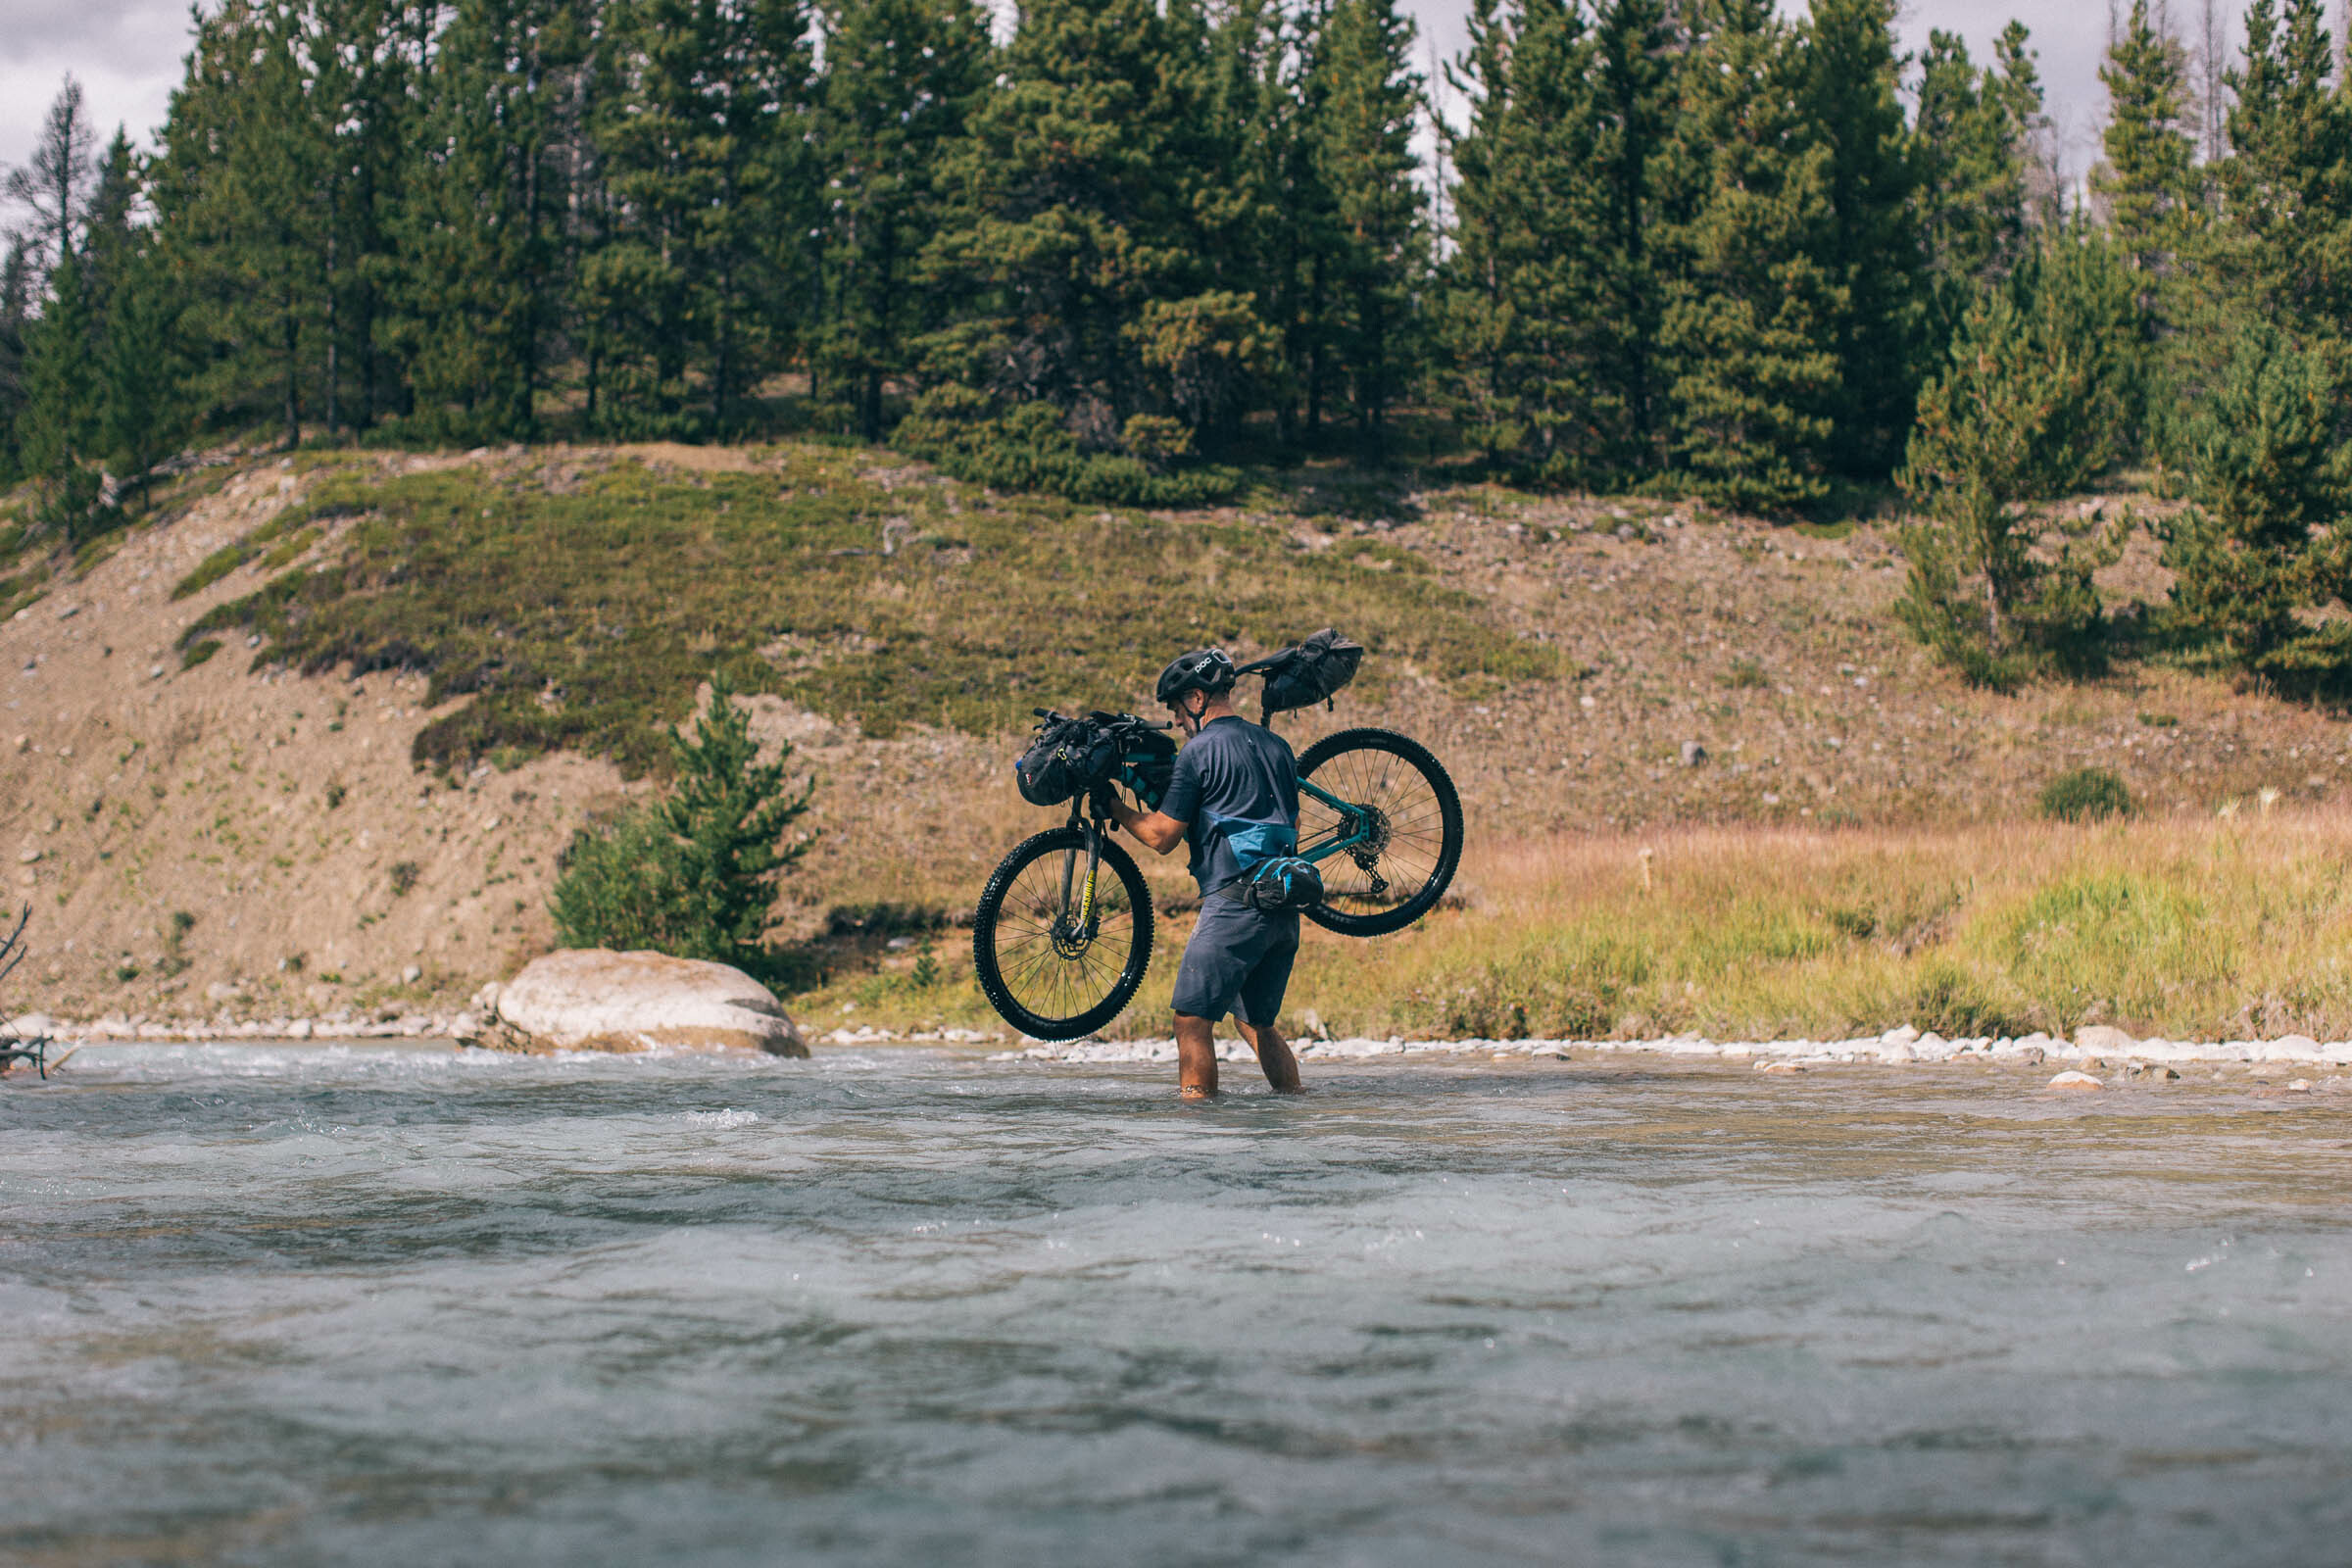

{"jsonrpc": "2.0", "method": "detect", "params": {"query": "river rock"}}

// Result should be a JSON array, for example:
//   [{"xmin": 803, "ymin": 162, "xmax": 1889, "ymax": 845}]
[
  {"xmin": 2074, "ymin": 1024, "xmax": 2137, "ymax": 1056},
  {"xmin": 479, "ymin": 949, "xmax": 808, "ymax": 1056},
  {"xmin": 2047, "ymin": 1069, "xmax": 2103, "ymax": 1091}
]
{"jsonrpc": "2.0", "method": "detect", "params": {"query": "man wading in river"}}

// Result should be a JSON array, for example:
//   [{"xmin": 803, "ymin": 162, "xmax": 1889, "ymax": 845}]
[{"xmin": 1098, "ymin": 649, "xmax": 1306, "ymax": 1099}]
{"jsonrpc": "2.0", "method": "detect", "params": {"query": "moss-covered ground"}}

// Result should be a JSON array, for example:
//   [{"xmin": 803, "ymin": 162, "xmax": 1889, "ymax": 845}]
[{"xmin": 177, "ymin": 447, "xmax": 1556, "ymax": 777}]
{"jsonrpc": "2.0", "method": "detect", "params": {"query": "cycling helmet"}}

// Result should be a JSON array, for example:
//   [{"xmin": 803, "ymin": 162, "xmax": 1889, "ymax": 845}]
[{"xmin": 1155, "ymin": 647, "xmax": 1236, "ymax": 707}]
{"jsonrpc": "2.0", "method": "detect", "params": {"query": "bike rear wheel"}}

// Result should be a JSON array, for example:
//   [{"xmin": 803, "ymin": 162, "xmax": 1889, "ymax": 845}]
[
  {"xmin": 1298, "ymin": 728, "xmax": 1463, "ymax": 937},
  {"xmin": 973, "ymin": 826, "xmax": 1155, "ymax": 1040}
]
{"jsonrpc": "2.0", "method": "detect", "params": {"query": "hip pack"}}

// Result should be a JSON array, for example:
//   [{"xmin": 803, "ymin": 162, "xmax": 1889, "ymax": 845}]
[{"xmin": 1202, "ymin": 737, "xmax": 1322, "ymax": 915}]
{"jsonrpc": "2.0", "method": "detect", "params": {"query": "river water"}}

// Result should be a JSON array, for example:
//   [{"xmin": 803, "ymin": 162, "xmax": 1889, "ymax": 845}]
[{"xmin": 3, "ymin": 1043, "xmax": 2348, "ymax": 1566}]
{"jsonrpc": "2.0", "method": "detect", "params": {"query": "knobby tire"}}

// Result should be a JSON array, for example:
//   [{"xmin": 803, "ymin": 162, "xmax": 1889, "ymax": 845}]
[
  {"xmin": 972, "ymin": 826, "xmax": 1155, "ymax": 1041},
  {"xmin": 1298, "ymin": 727, "xmax": 1464, "ymax": 937}
]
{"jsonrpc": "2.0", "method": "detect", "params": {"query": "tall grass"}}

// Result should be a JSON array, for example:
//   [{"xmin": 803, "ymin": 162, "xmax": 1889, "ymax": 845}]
[{"xmin": 800, "ymin": 810, "xmax": 2352, "ymax": 1043}]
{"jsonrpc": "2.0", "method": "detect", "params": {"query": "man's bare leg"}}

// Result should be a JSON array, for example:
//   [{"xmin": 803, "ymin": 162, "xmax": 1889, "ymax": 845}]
[
  {"xmin": 1175, "ymin": 1013, "xmax": 1219, "ymax": 1099},
  {"xmin": 1235, "ymin": 1019, "xmax": 1302, "ymax": 1093}
]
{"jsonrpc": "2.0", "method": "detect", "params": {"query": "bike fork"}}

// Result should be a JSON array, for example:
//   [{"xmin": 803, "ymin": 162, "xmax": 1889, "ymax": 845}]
[{"xmin": 1059, "ymin": 813, "xmax": 1108, "ymax": 940}]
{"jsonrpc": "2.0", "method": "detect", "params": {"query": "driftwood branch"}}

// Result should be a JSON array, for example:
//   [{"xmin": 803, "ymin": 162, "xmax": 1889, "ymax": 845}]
[{"xmin": 1, "ymin": 905, "xmax": 57, "ymax": 1078}]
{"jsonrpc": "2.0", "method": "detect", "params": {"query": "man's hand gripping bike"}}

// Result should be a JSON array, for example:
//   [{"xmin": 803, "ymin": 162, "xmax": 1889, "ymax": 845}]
[{"xmin": 971, "ymin": 675, "xmax": 1462, "ymax": 1041}]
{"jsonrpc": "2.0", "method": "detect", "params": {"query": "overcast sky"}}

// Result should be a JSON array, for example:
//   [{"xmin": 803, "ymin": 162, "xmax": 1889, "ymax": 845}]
[{"xmin": 0, "ymin": 2, "xmax": 2213, "ymax": 222}]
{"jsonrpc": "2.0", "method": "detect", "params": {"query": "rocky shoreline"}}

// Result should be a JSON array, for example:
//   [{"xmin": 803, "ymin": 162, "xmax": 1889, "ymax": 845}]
[
  {"xmin": 11, "ymin": 1018, "xmax": 2352, "ymax": 1090},
  {"xmin": 9, "ymin": 1009, "xmax": 470, "ymax": 1043},
  {"xmin": 998, "ymin": 1023, "xmax": 2352, "ymax": 1088}
]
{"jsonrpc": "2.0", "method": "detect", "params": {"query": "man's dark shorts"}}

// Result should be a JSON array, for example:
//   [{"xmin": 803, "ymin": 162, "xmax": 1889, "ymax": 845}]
[{"xmin": 1171, "ymin": 900, "xmax": 1300, "ymax": 1026}]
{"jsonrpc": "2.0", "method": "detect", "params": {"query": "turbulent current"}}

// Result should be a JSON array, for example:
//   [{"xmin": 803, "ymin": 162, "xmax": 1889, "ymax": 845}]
[{"xmin": 3, "ymin": 1043, "xmax": 2348, "ymax": 1565}]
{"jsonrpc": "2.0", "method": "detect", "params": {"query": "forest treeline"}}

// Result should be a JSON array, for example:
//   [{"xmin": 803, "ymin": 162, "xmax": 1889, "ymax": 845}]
[{"xmin": 2, "ymin": 0, "xmax": 2351, "ymax": 694}]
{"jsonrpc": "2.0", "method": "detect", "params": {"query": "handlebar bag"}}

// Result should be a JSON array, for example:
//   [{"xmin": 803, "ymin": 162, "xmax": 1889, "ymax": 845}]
[
  {"xmin": 1014, "ymin": 716, "xmax": 1119, "ymax": 807},
  {"xmin": 1257, "ymin": 628, "xmax": 1364, "ymax": 714}
]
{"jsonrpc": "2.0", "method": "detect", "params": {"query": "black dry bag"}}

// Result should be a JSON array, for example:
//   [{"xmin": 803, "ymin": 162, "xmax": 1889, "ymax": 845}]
[
  {"xmin": 1014, "ymin": 716, "xmax": 1118, "ymax": 807},
  {"xmin": 1256, "ymin": 628, "xmax": 1364, "ymax": 715}
]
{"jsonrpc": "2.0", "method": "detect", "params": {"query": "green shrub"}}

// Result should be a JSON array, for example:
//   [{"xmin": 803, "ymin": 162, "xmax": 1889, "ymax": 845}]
[
  {"xmin": 1901, "ymin": 959, "xmax": 2021, "ymax": 1037},
  {"xmin": 173, "ymin": 544, "xmax": 249, "ymax": 600},
  {"xmin": 891, "ymin": 385, "xmax": 1241, "ymax": 507},
  {"xmin": 2038, "ymin": 766, "xmax": 2133, "ymax": 822},
  {"xmin": 172, "ymin": 491, "xmax": 354, "ymax": 600},
  {"xmin": 1426, "ymin": 935, "xmax": 1653, "ymax": 1040},
  {"xmin": 550, "ymin": 672, "xmax": 814, "ymax": 965}
]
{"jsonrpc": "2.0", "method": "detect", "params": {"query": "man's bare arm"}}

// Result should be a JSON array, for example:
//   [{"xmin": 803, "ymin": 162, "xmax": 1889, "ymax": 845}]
[{"xmin": 1102, "ymin": 793, "xmax": 1187, "ymax": 855}]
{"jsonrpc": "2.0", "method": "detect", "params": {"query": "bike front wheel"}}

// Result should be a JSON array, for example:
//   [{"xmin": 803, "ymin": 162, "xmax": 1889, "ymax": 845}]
[
  {"xmin": 1298, "ymin": 728, "xmax": 1464, "ymax": 937},
  {"xmin": 973, "ymin": 826, "xmax": 1155, "ymax": 1040}
]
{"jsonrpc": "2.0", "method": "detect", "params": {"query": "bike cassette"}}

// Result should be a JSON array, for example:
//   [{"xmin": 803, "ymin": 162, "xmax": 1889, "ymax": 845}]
[{"xmin": 1348, "ymin": 807, "xmax": 1394, "ymax": 900}]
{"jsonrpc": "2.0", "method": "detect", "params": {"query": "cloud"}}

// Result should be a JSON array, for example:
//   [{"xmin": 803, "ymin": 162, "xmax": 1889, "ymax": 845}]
[{"xmin": 0, "ymin": 0, "xmax": 187, "ymax": 196}]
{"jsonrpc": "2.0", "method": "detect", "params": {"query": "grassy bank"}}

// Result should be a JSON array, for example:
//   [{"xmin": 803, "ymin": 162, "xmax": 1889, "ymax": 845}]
[
  {"xmin": 795, "ymin": 809, "xmax": 2352, "ymax": 1045},
  {"xmin": 178, "ymin": 447, "xmax": 1553, "ymax": 776}
]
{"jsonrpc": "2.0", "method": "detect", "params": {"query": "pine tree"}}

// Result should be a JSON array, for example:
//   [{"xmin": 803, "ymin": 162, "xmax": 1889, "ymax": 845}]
[
  {"xmin": 3, "ymin": 76, "xmax": 97, "ymax": 284},
  {"xmin": 1914, "ymin": 24, "xmax": 2045, "ymax": 318},
  {"xmin": 150, "ymin": 1, "xmax": 333, "ymax": 449},
  {"xmin": 1895, "ymin": 259, "xmax": 2133, "ymax": 686},
  {"xmin": 918, "ymin": 0, "xmax": 1210, "ymax": 426},
  {"xmin": 2216, "ymin": 0, "xmax": 2352, "ymax": 340},
  {"xmin": 1587, "ymin": 0, "xmax": 1681, "ymax": 470},
  {"xmin": 77, "ymin": 129, "xmax": 187, "ymax": 507},
  {"xmin": 1795, "ymin": 0, "xmax": 1924, "ymax": 478},
  {"xmin": 385, "ymin": 0, "xmax": 581, "ymax": 439},
  {"xmin": 0, "ymin": 243, "xmax": 29, "ymax": 484},
  {"xmin": 97, "ymin": 247, "xmax": 189, "ymax": 510},
  {"xmin": 2161, "ymin": 326, "xmax": 2352, "ymax": 687},
  {"xmin": 1440, "ymin": 0, "xmax": 1606, "ymax": 476},
  {"xmin": 594, "ymin": 0, "xmax": 817, "ymax": 434},
  {"xmin": 1657, "ymin": 0, "xmax": 1841, "ymax": 512},
  {"xmin": 312, "ymin": 0, "xmax": 428, "ymax": 434},
  {"xmin": 81, "ymin": 129, "xmax": 140, "ymax": 318},
  {"xmin": 1266, "ymin": 0, "xmax": 1335, "ymax": 441},
  {"xmin": 1301, "ymin": 0, "xmax": 1425, "ymax": 451},
  {"xmin": 17, "ymin": 253, "xmax": 107, "ymax": 541},
  {"xmin": 2092, "ymin": 1, "xmax": 2199, "ymax": 331},
  {"xmin": 813, "ymin": 0, "xmax": 992, "ymax": 439},
  {"xmin": 552, "ymin": 671, "xmax": 813, "ymax": 962}
]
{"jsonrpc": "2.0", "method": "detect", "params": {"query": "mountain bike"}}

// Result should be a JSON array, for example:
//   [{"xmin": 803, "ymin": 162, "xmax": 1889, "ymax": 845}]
[{"xmin": 971, "ymin": 671, "xmax": 1463, "ymax": 1041}]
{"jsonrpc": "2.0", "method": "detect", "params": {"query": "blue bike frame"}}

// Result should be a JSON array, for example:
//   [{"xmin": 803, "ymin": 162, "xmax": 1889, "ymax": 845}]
[{"xmin": 1116, "ymin": 748, "xmax": 1374, "ymax": 863}]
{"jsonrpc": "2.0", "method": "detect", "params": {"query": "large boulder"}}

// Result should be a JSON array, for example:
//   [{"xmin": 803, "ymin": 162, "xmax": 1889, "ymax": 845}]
[{"xmin": 468, "ymin": 949, "xmax": 808, "ymax": 1056}]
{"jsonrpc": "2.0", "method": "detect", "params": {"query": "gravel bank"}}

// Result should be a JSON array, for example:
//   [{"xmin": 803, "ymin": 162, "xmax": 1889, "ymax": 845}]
[{"xmin": 996, "ymin": 1023, "xmax": 2352, "ymax": 1074}]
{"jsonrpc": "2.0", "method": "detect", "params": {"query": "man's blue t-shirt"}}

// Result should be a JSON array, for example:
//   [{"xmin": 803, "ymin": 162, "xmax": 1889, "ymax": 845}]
[{"xmin": 1157, "ymin": 716, "xmax": 1299, "ymax": 895}]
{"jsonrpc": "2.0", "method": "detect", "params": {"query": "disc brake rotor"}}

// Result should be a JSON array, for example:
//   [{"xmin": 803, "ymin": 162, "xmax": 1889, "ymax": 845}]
[{"xmin": 1050, "ymin": 918, "xmax": 1095, "ymax": 960}]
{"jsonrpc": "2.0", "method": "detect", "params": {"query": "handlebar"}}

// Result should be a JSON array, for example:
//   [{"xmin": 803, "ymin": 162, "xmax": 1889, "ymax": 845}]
[{"xmin": 1030, "ymin": 708, "xmax": 1171, "ymax": 733}]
